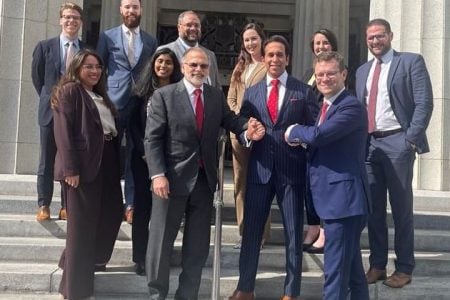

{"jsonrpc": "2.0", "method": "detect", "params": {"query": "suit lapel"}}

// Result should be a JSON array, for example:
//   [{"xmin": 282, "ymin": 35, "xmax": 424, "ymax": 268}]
[
  {"xmin": 80, "ymin": 86, "xmax": 102, "ymax": 126},
  {"xmin": 52, "ymin": 38, "xmax": 62, "ymax": 73},
  {"xmin": 175, "ymin": 81, "xmax": 198, "ymax": 135},
  {"xmin": 387, "ymin": 51, "xmax": 401, "ymax": 92},
  {"xmin": 256, "ymin": 81, "xmax": 273, "ymax": 126}
]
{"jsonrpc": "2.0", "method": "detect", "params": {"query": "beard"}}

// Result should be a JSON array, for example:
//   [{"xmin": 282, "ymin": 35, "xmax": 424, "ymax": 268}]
[{"xmin": 122, "ymin": 13, "xmax": 141, "ymax": 28}]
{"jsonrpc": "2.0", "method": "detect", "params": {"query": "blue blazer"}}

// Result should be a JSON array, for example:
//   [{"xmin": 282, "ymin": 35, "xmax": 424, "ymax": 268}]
[
  {"xmin": 355, "ymin": 50, "xmax": 433, "ymax": 154},
  {"xmin": 288, "ymin": 90, "xmax": 370, "ymax": 220},
  {"xmin": 96, "ymin": 26, "xmax": 158, "ymax": 110},
  {"xmin": 239, "ymin": 76, "xmax": 318, "ymax": 185},
  {"xmin": 32, "ymin": 37, "xmax": 85, "ymax": 126}
]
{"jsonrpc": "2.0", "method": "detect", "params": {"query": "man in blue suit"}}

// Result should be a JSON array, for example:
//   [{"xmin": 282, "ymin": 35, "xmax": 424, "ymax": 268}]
[
  {"xmin": 356, "ymin": 18, "xmax": 433, "ymax": 288},
  {"xmin": 97, "ymin": 0, "xmax": 158, "ymax": 226},
  {"xmin": 32, "ymin": 2, "xmax": 85, "ymax": 221},
  {"xmin": 286, "ymin": 51, "xmax": 370, "ymax": 300},
  {"xmin": 229, "ymin": 35, "xmax": 318, "ymax": 300}
]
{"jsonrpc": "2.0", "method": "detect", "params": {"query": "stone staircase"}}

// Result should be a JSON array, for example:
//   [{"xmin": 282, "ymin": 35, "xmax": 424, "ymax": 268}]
[{"xmin": 0, "ymin": 172, "xmax": 450, "ymax": 299}]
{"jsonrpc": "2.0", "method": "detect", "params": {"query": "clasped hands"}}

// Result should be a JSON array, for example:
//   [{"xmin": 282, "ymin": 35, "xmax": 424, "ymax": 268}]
[{"xmin": 246, "ymin": 117, "xmax": 265, "ymax": 141}]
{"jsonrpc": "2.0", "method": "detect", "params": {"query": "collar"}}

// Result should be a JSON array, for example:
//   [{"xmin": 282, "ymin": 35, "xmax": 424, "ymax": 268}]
[
  {"xmin": 178, "ymin": 37, "xmax": 199, "ymax": 50},
  {"xmin": 323, "ymin": 87, "xmax": 345, "ymax": 106},
  {"xmin": 60, "ymin": 34, "xmax": 79, "ymax": 47},
  {"xmin": 122, "ymin": 24, "xmax": 140, "ymax": 36},
  {"xmin": 266, "ymin": 71, "xmax": 288, "ymax": 87},
  {"xmin": 374, "ymin": 48, "xmax": 393, "ymax": 64},
  {"xmin": 183, "ymin": 78, "xmax": 203, "ymax": 95}
]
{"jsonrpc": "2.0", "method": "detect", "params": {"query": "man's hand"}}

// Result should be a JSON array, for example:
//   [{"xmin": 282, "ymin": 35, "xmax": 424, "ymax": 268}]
[
  {"xmin": 152, "ymin": 176, "xmax": 170, "ymax": 199},
  {"xmin": 284, "ymin": 124, "xmax": 301, "ymax": 147},
  {"xmin": 65, "ymin": 175, "xmax": 80, "ymax": 188},
  {"xmin": 246, "ymin": 117, "xmax": 265, "ymax": 141}
]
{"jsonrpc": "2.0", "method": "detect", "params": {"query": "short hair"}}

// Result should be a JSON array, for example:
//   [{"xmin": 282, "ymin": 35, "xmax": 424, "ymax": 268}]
[
  {"xmin": 182, "ymin": 47, "xmax": 209, "ymax": 64},
  {"xmin": 367, "ymin": 18, "xmax": 392, "ymax": 33},
  {"xmin": 313, "ymin": 51, "xmax": 345, "ymax": 71},
  {"xmin": 263, "ymin": 35, "xmax": 290, "ymax": 57},
  {"xmin": 178, "ymin": 10, "xmax": 200, "ymax": 24},
  {"xmin": 59, "ymin": 2, "xmax": 83, "ymax": 18},
  {"xmin": 309, "ymin": 29, "xmax": 338, "ymax": 53}
]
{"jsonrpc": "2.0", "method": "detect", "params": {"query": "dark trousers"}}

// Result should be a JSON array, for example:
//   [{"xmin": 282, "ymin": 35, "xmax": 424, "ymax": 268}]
[
  {"xmin": 146, "ymin": 170, "xmax": 213, "ymax": 299},
  {"xmin": 58, "ymin": 140, "xmax": 123, "ymax": 300},
  {"xmin": 37, "ymin": 123, "xmax": 65, "ymax": 208},
  {"xmin": 323, "ymin": 215, "xmax": 368, "ymax": 300},
  {"xmin": 238, "ymin": 174, "xmax": 304, "ymax": 296},
  {"xmin": 131, "ymin": 148, "xmax": 152, "ymax": 264},
  {"xmin": 366, "ymin": 132, "xmax": 416, "ymax": 274}
]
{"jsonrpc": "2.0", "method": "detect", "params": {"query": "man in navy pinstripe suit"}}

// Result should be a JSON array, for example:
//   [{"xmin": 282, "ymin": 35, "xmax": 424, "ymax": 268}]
[{"xmin": 229, "ymin": 35, "xmax": 318, "ymax": 300}]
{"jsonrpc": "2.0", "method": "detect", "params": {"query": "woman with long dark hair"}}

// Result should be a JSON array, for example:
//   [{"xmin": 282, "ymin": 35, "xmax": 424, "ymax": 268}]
[{"xmin": 52, "ymin": 49, "xmax": 123, "ymax": 300}]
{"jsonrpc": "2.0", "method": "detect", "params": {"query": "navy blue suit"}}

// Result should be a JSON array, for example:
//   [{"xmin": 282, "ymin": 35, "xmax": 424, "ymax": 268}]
[
  {"xmin": 288, "ymin": 90, "xmax": 370, "ymax": 299},
  {"xmin": 356, "ymin": 50, "xmax": 433, "ymax": 275},
  {"xmin": 237, "ymin": 75, "xmax": 318, "ymax": 296},
  {"xmin": 31, "ymin": 36, "xmax": 85, "ymax": 208}
]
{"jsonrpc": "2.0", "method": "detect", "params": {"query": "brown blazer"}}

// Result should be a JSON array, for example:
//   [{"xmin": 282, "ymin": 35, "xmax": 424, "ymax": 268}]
[{"xmin": 53, "ymin": 82, "xmax": 119, "ymax": 183}]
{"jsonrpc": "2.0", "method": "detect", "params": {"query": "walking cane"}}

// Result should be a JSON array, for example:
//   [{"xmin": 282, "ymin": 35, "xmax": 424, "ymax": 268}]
[{"xmin": 212, "ymin": 132, "xmax": 228, "ymax": 300}]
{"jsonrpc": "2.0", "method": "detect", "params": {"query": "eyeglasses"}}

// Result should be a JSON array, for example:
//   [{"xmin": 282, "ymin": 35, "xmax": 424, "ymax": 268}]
[
  {"xmin": 82, "ymin": 64, "xmax": 103, "ymax": 71},
  {"xmin": 367, "ymin": 33, "xmax": 388, "ymax": 41},
  {"xmin": 315, "ymin": 70, "xmax": 340, "ymax": 79},
  {"xmin": 180, "ymin": 22, "xmax": 200, "ymax": 29},
  {"xmin": 62, "ymin": 15, "xmax": 81, "ymax": 21},
  {"xmin": 184, "ymin": 62, "xmax": 209, "ymax": 70}
]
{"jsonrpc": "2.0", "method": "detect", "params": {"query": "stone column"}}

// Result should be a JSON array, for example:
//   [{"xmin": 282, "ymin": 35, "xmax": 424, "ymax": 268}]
[
  {"xmin": 370, "ymin": 0, "xmax": 450, "ymax": 191},
  {"xmin": 292, "ymin": 0, "xmax": 349, "ymax": 78}
]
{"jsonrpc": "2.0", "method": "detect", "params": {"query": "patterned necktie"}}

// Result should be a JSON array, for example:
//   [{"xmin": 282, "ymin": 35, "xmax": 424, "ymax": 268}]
[
  {"xmin": 65, "ymin": 41, "xmax": 75, "ymax": 70},
  {"xmin": 267, "ymin": 79, "xmax": 279, "ymax": 123},
  {"xmin": 194, "ymin": 89, "xmax": 204, "ymax": 135},
  {"xmin": 367, "ymin": 59, "xmax": 382, "ymax": 133},
  {"xmin": 318, "ymin": 102, "xmax": 329, "ymax": 125},
  {"xmin": 127, "ymin": 29, "xmax": 136, "ymax": 67}
]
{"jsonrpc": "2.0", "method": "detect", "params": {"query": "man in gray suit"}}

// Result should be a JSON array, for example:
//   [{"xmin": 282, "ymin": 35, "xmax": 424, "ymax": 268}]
[
  {"xmin": 144, "ymin": 47, "xmax": 264, "ymax": 300},
  {"xmin": 355, "ymin": 18, "xmax": 433, "ymax": 288},
  {"xmin": 157, "ymin": 10, "xmax": 222, "ymax": 89}
]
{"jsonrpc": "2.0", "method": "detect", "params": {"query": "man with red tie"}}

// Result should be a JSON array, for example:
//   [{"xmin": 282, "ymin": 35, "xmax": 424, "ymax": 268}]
[
  {"xmin": 144, "ymin": 47, "xmax": 265, "ymax": 300},
  {"xmin": 229, "ymin": 35, "xmax": 318, "ymax": 300}
]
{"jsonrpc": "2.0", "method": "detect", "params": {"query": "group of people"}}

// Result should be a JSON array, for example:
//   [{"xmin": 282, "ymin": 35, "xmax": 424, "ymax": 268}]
[{"xmin": 31, "ymin": 0, "xmax": 434, "ymax": 299}]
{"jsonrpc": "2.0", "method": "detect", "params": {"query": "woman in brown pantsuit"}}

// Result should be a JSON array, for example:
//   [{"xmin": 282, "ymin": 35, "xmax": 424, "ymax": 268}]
[
  {"xmin": 227, "ymin": 23, "xmax": 270, "ymax": 248},
  {"xmin": 52, "ymin": 49, "xmax": 123, "ymax": 300}
]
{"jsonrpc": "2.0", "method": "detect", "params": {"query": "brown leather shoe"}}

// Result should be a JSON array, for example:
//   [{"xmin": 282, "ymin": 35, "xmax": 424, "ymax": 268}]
[
  {"xmin": 228, "ymin": 289, "xmax": 255, "ymax": 300},
  {"xmin": 365, "ymin": 267, "xmax": 387, "ymax": 284},
  {"xmin": 58, "ymin": 208, "xmax": 67, "ymax": 220},
  {"xmin": 36, "ymin": 206, "xmax": 50, "ymax": 221},
  {"xmin": 125, "ymin": 207, "xmax": 133, "ymax": 224},
  {"xmin": 383, "ymin": 271, "xmax": 412, "ymax": 288}
]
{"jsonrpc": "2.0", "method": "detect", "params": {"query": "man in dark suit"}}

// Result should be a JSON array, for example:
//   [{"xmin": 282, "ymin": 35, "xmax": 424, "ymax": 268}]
[
  {"xmin": 157, "ymin": 10, "xmax": 222, "ymax": 89},
  {"xmin": 97, "ymin": 0, "xmax": 157, "ymax": 225},
  {"xmin": 31, "ymin": 2, "xmax": 85, "ymax": 221},
  {"xmin": 229, "ymin": 35, "xmax": 318, "ymax": 300},
  {"xmin": 144, "ymin": 47, "xmax": 264, "ymax": 300},
  {"xmin": 355, "ymin": 18, "xmax": 433, "ymax": 288},
  {"xmin": 286, "ymin": 51, "xmax": 370, "ymax": 300}
]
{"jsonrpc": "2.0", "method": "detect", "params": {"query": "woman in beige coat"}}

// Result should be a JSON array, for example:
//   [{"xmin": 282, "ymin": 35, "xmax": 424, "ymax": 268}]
[{"xmin": 227, "ymin": 23, "xmax": 270, "ymax": 248}]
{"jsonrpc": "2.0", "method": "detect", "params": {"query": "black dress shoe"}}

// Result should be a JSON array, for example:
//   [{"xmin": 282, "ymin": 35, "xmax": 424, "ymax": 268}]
[
  {"xmin": 135, "ymin": 262, "xmax": 146, "ymax": 276},
  {"xmin": 307, "ymin": 245, "xmax": 324, "ymax": 254},
  {"xmin": 302, "ymin": 231, "xmax": 320, "ymax": 251},
  {"xmin": 94, "ymin": 264, "xmax": 106, "ymax": 272}
]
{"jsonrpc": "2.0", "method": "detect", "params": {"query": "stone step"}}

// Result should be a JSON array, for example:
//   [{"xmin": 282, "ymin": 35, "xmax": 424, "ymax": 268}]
[
  {"xmin": 0, "ymin": 235, "xmax": 449, "ymax": 277},
  {"xmin": 1, "ymin": 262, "xmax": 450, "ymax": 300}
]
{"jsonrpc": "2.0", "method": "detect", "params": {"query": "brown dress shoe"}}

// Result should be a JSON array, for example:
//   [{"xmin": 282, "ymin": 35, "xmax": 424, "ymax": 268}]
[
  {"xmin": 228, "ymin": 289, "xmax": 255, "ymax": 300},
  {"xmin": 383, "ymin": 271, "xmax": 412, "ymax": 288},
  {"xmin": 365, "ymin": 267, "xmax": 387, "ymax": 284},
  {"xmin": 125, "ymin": 207, "xmax": 133, "ymax": 224},
  {"xmin": 58, "ymin": 208, "xmax": 67, "ymax": 220},
  {"xmin": 36, "ymin": 206, "xmax": 50, "ymax": 221}
]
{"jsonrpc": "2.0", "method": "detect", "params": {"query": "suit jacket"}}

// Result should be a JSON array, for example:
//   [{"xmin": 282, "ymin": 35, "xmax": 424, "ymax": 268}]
[
  {"xmin": 53, "ymin": 82, "xmax": 119, "ymax": 183},
  {"xmin": 144, "ymin": 81, "xmax": 247, "ymax": 195},
  {"xmin": 288, "ymin": 90, "xmax": 370, "ymax": 219},
  {"xmin": 239, "ymin": 75, "xmax": 319, "ymax": 185},
  {"xmin": 157, "ymin": 38, "xmax": 222, "ymax": 89},
  {"xmin": 97, "ymin": 26, "xmax": 158, "ymax": 110},
  {"xmin": 355, "ymin": 50, "xmax": 433, "ymax": 154},
  {"xmin": 32, "ymin": 37, "xmax": 86, "ymax": 126}
]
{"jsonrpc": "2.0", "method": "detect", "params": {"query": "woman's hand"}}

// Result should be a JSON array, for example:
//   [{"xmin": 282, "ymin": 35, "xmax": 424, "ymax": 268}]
[{"xmin": 65, "ymin": 175, "xmax": 80, "ymax": 188}]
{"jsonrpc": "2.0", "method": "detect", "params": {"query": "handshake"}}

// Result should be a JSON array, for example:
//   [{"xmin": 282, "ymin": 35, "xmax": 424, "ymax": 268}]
[{"xmin": 246, "ymin": 117, "xmax": 266, "ymax": 141}]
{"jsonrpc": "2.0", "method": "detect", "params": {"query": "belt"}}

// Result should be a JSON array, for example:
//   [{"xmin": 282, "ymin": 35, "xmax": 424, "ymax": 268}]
[
  {"xmin": 370, "ymin": 128, "xmax": 403, "ymax": 138},
  {"xmin": 104, "ymin": 133, "xmax": 114, "ymax": 141}
]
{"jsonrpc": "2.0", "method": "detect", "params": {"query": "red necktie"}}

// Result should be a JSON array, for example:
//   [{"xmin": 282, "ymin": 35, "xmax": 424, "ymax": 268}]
[
  {"xmin": 194, "ymin": 89, "xmax": 204, "ymax": 135},
  {"xmin": 318, "ymin": 102, "xmax": 329, "ymax": 125},
  {"xmin": 267, "ymin": 79, "xmax": 279, "ymax": 123},
  {"xmin": 367, "ymin": 59, "xmax": 382, "ymax": 133}
]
